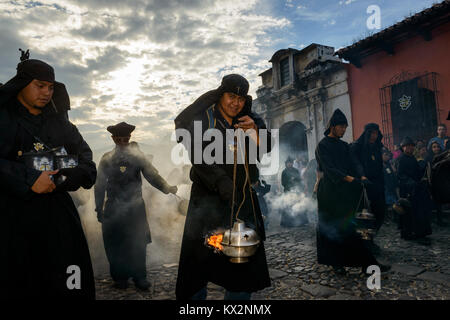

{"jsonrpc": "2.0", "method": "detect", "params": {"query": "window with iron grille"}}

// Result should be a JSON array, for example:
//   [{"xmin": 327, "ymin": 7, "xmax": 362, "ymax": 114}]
[
  {"xmin": 379, "ymin": 72, "xmax": 441, "ymax": 150},
  {"xmin": 280, "ymin": 57, "xmax": 290, "ymax": 87}
]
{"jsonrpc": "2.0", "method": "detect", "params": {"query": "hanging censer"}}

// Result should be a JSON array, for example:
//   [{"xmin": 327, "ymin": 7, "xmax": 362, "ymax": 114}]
[
  {"xmin": 206, "ymin": 132, "xmax": 261, "ymax": 263},
  {"xmin": 354, "ymin": 184, "xmax": 377, "ymax": 241}
]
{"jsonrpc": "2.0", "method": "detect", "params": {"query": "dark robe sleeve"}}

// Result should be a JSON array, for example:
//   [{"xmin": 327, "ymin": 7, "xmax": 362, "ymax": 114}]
[
  {"xmin": 94, "ymin": 154, "xmax": 108, "ymax": 213},
  {"xmin": 281, "ymin": 170, "xmax": 288, "ymax": 189},
  {"xmin": 350, "ymin": 142, "xmax": 365, "ymax": 178},
  {"xmin": 397, "ymin": 156, "xmax": 418, "ymax": 196},
  {"xmin": 0, "ymin": 158, "xmax": 41, "ymax": 198},
  {"xmin": 315, "ymin": 140, "xmax": 348, "ymax": 184},
  {"xmin": 139, "ymin": 154, "xmax": 171, "ymax": 194},
  {"xmin": 0, "ymin": 109, "xmax": 41, "ymax": 198},
  {"xmin": 63, "ymin": 120, "xmax": 97, "ymax": 189}
]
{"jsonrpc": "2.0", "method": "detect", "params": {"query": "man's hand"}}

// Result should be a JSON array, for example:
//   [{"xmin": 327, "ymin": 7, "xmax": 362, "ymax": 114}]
[
  {"xmin": 168, "ymin": 185, "xmax": 178, "ymax": 194},
  {"xmin": 235, "ymin": 115, "xmax": 259, "ymax": 145},
  {"xmin": 31, "ymin": 170, "xmax": 58, "ymax": 194},
  {"xmin": 234, "ymin": 116, "xmax": 257, "ymax": 131},
  {"xmin": 96, "ymin": 209, "xmax": 104, "ymax": 223},
  {"xmin": 344, "ymin": 176, "xmax": 355, "ymax": 183}
]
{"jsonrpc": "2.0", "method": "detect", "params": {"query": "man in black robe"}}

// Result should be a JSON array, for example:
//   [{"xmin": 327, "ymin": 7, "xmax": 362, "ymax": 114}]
[
  {"xmin": 350, "ymin": 123, "xmax": 385, "ymax": 232},
  {"xmin": 174, "ymin": 74, "xmax": 272, "ymax": 300},
  {"xmin": 0, "ymin": 53, "xmax": 96, "ymax": 299},
  {"xmin": 94, "ymin": 122, "xmax": 177, "ymax": 290},
  {"xmin": 397, "ymin": 137, "xmax": 432, "ymax": 241},
  {"xmin": 280, "ymin": 157, "xmax": 306, "ymax": 227},
  {"xmin": 315, "ymin": 109, "xmax": 389, "ymax": 275}
]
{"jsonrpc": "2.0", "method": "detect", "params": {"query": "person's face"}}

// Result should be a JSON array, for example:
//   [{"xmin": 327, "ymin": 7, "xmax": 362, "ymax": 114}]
[
  {"xmin": 402, "ymin": 144, "xmax": 415, "ymax": 155},
  {"xmin": 112, "ymin": 136, "xmax": 130, "ymax": 147},
  {"xmin": 218, "ymin": 92, "xmax": 246, "ymax": 119},
  {"xmin": 17, "ymin": 79, "xmax": 54, "ymax": 108},
  {"xmin": 419, "ymin": 146, "xmax": 427, "ymax": 158},
  {"xmin": 437, "ymin": 126, "xmax": 447, "ymax": 137},
  {"xmin": 382, "ymin": 153, "xmax": 390, "ymax": 163},
  {"xmin": 432, "ymin": 142, "xmax": 442, "ymax": 155},
  {"xmin": 369, "ymin": 130, "xmax": 378, "ymax": 144},
  {"xmin": 286, "ymin": 162, "xmax": 293, "ymax": 168},
  {"xmin": 331, "ymin": 124, "xmax": 347, "ymax": 138}
]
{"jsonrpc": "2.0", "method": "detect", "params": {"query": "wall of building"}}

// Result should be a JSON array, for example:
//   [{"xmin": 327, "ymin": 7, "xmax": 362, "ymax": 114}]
[{"xmin": 346, "ymin": 22, "xmax": 450, "ymax": 143}]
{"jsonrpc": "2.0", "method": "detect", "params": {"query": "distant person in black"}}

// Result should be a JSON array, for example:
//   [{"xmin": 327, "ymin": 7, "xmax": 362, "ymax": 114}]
[
  {"xmin": 281, "ymin": 157, "xmax": 302, "ymax": 192},
  {"xmin": 280, "ymin": 157, "xmax": 306, "ymax": 227},
  {"xmin": 315, "ymin": 109, "xmax": 389, "ymax": 275},
  {"xmin": 425, "ymin": 141, "xmax": 446, "ymax": 226},
  {"xmin": 397, "ymin": 137, "xmax": 432, "ymax": 241},
  {"xmin": 350, "ymin": 123, "xmax": 385, "ymax": 232},
  {"xmin": 0, "ymin": 54, "xmax": 96, "ymax": 299},
  {"xmin": 95, "ymin": 122, "xmax": 178, "ymax": 290}
]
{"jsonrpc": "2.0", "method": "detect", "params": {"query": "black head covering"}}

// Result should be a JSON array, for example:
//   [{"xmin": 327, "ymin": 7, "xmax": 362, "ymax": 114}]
[
  {"xmin": 217, "ymin": 74, "xmax": 249, "ymax": 97},
  {"xmin": 355, "ymin": 123, "xmax": 383, "ymax": 147},
  {"xmin": 0, "ymin": 49, "xmax": 70, "ymax": 114},
  {"xmin": 324, "ymin": 108, "xmax": 348, "ymax": 136},
  {"xmin": 285, "ymin": 156, "xmax": 294, "ymax": 166},
  {"xmin": 174, "ymin": 74, "xmax": 252, "ymax": 131},
  {"xmin": 447, "ymin": 110, "xmax": 450, "ymax": 121},
  {"xmin": 107, "ymin": 122, "xmax": 136, "ymax": 136},
  {"xmin": 400, "ymin": 137, "xmax": 415, "ymax": 147}
]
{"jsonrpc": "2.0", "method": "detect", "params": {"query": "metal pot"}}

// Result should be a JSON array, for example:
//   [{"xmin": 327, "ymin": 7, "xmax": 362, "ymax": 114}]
[
  {"xmin": 221, "ymin": 220, "xmax": 260, "ymax": 263},
  {"xmin": 354, "ymin": 208, "xmax": 376, "ymax": 241}
]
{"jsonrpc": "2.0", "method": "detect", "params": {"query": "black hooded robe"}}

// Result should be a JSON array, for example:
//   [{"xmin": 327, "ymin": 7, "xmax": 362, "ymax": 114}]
[
  {"xmin": 174, "ymin": 90, "xmax": 271, "ymax": 299},
  {"xmin": 350, "ymin": 124, "xmax": 385, "ymax": 231},
  {"xmin": 0, "ymin": 99, "xmax": 96, "ymax": 299},
  {"xmin": 95, "ymin": 144, "xmax": 171, "ymax": 281},
  {"xmin": 315, "ymin": 110, "xmax": 377, "ymax": 268}
]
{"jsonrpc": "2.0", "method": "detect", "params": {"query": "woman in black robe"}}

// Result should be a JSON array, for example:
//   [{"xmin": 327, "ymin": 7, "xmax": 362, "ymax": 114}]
[
  {"xmin": 0, "ymin": 55, "xmax": 96, "ymax": 299},
  {"xmin": 315, "ymin": 109, "xmax": 386, "ymax": 274},
  {"xmin": 397, "ymin": 137, "xmax": 432, "ymax": 240},
  {"xmin": 350, "ymin": 123, "xmax": 385, "ymax": 231}
]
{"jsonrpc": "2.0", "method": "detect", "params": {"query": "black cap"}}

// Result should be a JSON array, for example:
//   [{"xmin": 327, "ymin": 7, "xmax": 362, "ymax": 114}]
[
  {"xmin": 324, "ymin": 108, "xmax": 348, "ymax": 136},
  {"xmin": 218, "ymin": 74, "xmax": 249, "ymax": 97},
  {"xmin": 107, "ymin": 122, "xmax": 135, "ymax": 136},
  {"xmin": 400, "ymin": 137, "xmax": 415, "ymax": 147},
  {"xmin": 285, "ymin": 156, "xmax": 294, "ymax": 165},
  {"xmin": 16, "ymin": 59, "xmax": 55, "ymax": 83}
]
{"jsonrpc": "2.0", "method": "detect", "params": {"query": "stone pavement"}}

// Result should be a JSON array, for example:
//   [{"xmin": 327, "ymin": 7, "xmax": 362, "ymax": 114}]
[{"xmin": 95, "ymin": 217, "xmax": 450, "ymax": 300}]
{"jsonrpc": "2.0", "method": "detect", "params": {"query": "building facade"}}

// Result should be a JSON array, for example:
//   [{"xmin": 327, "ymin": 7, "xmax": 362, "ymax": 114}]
[
  {"xmin": 336, "ymin": 1, "xmax": 450, "ymax": 149},
  {"xmin": 253, "ymin": 44, "xmax": 353, "ymax": 163}
]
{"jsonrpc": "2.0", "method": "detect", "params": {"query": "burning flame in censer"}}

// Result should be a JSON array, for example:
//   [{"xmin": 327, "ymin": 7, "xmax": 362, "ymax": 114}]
[{"xmin": 207, "ymin": 234, "xmax": 224, "ymax": 251}]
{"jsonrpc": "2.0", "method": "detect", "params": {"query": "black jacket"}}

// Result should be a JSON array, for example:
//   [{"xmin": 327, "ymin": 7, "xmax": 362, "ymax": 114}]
[
  {"xmin": 175, "ymin": 91, "xmax": 272, "ymax": 299},
  {"xmin": 0, "ymin": 98, "xmax": 96, "ymax": 299}
]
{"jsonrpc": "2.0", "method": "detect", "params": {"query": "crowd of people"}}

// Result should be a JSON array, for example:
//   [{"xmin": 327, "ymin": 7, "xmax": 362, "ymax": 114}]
[{"xmin": 1, "ymin": 50, "xmax": 448, "ymax": 300}]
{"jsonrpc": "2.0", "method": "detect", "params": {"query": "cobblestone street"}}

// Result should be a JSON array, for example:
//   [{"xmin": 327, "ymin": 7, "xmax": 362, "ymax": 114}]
[{"xmin": 95, "ymin": 212, "xmax": 450, "ymax": 300}]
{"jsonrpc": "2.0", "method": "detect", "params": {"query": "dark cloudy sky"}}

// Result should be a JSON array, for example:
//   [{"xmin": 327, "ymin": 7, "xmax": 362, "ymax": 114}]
[{"xmin": 0, "ymin": 0, "xmax": 438, "ymax": 151}]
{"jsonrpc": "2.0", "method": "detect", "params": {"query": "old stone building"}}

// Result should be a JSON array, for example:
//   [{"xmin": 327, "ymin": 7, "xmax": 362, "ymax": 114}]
[{"xmin": 253, "ymin": 43, "xmax": 353, "ymax": 165}]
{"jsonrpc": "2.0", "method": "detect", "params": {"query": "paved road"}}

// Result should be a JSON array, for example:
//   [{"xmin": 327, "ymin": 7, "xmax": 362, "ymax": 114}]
[{"xmin": 95, "ymin": 213, "xmax": 450, "ymax": 300}]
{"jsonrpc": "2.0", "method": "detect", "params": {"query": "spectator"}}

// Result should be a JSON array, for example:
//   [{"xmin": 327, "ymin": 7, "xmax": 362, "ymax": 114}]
[{"xmin": 427, "ymin": 124, "xmax": 449, "ymax": 151}]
